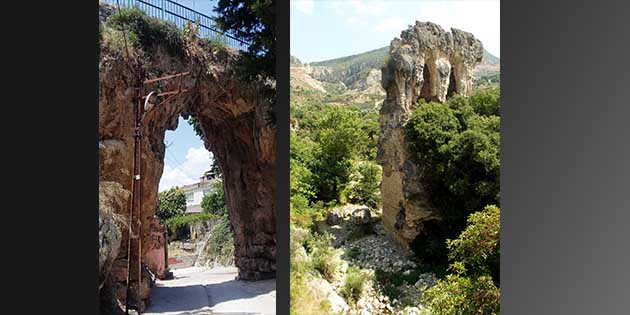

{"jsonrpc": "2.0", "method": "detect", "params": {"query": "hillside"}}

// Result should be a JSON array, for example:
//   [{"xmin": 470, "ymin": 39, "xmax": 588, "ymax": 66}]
[{"xmin": 290, "ymin": 45, "xmax": 500, "ymax": 106}]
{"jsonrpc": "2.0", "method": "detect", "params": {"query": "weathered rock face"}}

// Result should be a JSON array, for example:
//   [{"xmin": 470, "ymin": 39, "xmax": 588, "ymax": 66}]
[
  {"xmin": 378, "ymin": 22, "xmax": 482, "ymax": 248},
  {"xmin": 99, "ymin": 181, "xmax": 128, "ymax": 290},
  {"xmin": 99, "ymin": 7, "xmax": 275, "ymax": 311}
]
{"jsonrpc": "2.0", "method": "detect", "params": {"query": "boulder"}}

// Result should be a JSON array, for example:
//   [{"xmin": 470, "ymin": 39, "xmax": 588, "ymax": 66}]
[
  {"xmin": 352, "ymin": 207, "xmax": 372, "ymax": 225},
  {"xmin": 326, "ymin": 211, "xmax": 342, "ymax": 225}
]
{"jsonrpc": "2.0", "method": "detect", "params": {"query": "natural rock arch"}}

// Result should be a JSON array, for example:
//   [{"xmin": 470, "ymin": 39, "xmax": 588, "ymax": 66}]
[
  {"xmin": 378, "ymin": 22, "xmax": 482, "ymax": 248},
  {"xmin": 98, "ymin": 8, "xmax": 275, "ymax": 311}
]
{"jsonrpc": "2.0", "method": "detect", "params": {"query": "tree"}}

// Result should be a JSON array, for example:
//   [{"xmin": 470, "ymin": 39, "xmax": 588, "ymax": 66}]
[
  {"xmin": 214, "ymin": 0, "xmax": 275, "ymax": 82},
  {"xmin": 157, "ymin": 188, "xmax": 187, "ymax": 221},
  {"xmin": 201, "ymin": 181, "xmax": 227, "ymax": 216},
  {"xmin": 309, "ymin": 106, "xmax": 369, "ymax": 202},
  {"xmin": 406, "ymin": 87, "xmax": 500, "ymax": 265}
]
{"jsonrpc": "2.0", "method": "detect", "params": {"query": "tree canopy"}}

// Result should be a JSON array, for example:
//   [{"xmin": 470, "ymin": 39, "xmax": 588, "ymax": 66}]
[
  {"xmin": 214, "ymin": 0, "xmax": 275, "ymax": 82},
  {"xmin": 157, "ymin": 187, "xmax": 187, "ymax": 222}
]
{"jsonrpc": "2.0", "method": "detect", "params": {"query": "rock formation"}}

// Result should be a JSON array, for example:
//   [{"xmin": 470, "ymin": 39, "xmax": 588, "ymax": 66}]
[
  {"xmin": 99, "ymin": 4, "xmax": 275, "ymax": 312},
  {"xmin": 378, "ymin": 22, "xmax": 483, "ymax": 248}
]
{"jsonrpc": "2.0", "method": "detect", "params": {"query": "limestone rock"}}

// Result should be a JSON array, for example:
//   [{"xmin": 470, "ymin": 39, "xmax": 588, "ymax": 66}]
[
  {"xmin": 378, "ymin": 22, "xmax": 482, "ymax": 248},
  {"xmin": 310, "ymin": 275, "xmax": 349, "ymax": 315},
  {"xmin": 352, "ymin": 207, "xmax": 372, "ymax": 225},
  {"xmin": 326, "ymin": 211, "xmax": 342, "ymax": 226},
  {"xmin": 99, "ymin": 181, "xmax": 129, "ymax": 290}
]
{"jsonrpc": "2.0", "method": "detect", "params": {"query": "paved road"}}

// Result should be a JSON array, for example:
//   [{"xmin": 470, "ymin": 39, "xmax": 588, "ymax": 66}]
[{"xmin": 144, "ymin": 266, "xmax": 276, "ymax": 315}]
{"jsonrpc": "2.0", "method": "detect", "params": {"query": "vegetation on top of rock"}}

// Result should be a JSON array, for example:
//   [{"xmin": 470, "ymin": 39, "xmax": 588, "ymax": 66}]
[{"xmin": 106, "ymin": 7, "xmax": 184, "ymax": 56}]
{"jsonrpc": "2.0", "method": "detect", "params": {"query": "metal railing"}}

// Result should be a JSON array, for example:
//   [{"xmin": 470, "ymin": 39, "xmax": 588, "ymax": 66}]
[{"xmin": 103, "ymin": 0, "xmax": 249, "ymax": 50}]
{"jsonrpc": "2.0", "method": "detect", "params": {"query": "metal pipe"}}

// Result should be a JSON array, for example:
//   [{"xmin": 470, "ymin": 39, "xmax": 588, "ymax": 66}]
[{"xmin": 137, "ymin": 86, "xmax": 144, "ymax": 312}]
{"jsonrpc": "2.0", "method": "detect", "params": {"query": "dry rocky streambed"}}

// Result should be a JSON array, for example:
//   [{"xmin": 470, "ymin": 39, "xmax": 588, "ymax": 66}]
[{"xmin": 293, "ymin": 205, "xmax": 439, "ymax": 315}]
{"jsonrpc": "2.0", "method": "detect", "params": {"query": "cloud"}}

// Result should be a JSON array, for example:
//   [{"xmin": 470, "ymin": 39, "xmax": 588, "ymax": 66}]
[
  {"xmin": 416, "ymin": 1, "xmax": 500, "ymax": 56},
  {"xmin": 346, "ymin": 16, "xmax": 367, "ymax": 27},
  {"xmin": 159, "ymin": 146, "xmax": 213, "ymax": 192},
  {"xmin": 293, "ymin": 0, "xmax": 314, "ymax": 14},
  {"xmin": 350, "ymin": 0, "xmax": 387, "ymax": 16},
  {"xmin": 374, "ymin": 17, "xmax": 407, "ymax": 33}
]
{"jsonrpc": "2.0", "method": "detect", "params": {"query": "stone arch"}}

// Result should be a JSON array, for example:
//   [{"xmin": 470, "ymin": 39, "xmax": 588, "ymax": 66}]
[
  {"xmin": 378, "ymin": 22, "xmax": 483, "ymax": 249},
  {"xmin": 99, "ymin": 13, "xmax": 275, "ymax": 310}
]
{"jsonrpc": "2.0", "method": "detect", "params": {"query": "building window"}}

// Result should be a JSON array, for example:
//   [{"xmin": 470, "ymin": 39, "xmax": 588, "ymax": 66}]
[
  {"xmin": 203, "ymin": 189, "xmax": 211, "ymax": 196},
  {"xmin": 186, "ymin": 193, "xmax": 194, "ymax": 202}
]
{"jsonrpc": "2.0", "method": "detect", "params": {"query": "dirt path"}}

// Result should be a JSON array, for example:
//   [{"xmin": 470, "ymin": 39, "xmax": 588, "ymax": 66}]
[{"xmin": 144, "ymin": 266, "xmax": 276, "ymax": 315}]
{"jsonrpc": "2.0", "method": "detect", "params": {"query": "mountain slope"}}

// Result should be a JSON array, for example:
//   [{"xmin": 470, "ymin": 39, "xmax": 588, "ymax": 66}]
[{"xmin": 290, "ymin": 45, "xmax": 500, "ymax": 107}]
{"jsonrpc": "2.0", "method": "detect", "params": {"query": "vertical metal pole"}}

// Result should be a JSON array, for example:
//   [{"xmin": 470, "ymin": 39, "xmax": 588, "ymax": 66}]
[
  {"xmin": 125, "ymin": 88, "xmax": 140, "ymax": 314},
  {"xmin": 136, "ymin": 86, "xmax": 144, "ymax": 311}
]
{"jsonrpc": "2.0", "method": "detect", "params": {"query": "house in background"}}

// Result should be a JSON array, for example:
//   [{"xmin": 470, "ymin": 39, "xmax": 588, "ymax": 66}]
[{"xmin": 180, "ymin": 173, "xmax": 221, "ymax": 215}]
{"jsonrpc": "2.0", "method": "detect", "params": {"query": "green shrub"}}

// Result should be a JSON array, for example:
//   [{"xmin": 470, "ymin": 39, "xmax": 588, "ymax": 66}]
[
  {"xmin": 422, "ymin": 206, "xmax": 501, "ymax": 314},
  {"xmin": 106, "ymin": 6, "xmax": 184, "ymax": 55},
  {"xmin": 374, "ymin": 268, "xmax": 426, "ymax": 302},
  {"xmin": 447, "ymin": 205, "xmax": 500, "ymax": 281},
  {"xmin": 204, "ymin": 215, "xmax": 234, "ymax": 266},
  {"xmin": 306, "ymin": 233, "xmax": 338, "ymax": 281},
  {"xmin": 406, "ymin": 87, "xmax": 500, "ymax": 263},
  {"xmin": 309, "ymin": 106, "xmax": 370, "ymax": 202},
  {"xmin": 422, "ymin": 271, "xmax": 500, "ymax": 315},
  {"xmin": 101, "ymin": 25, "xmax": 138, "ymax": 53},
  {"xmin": 341, "ymin": 161, "xmax": 382, "ymax": 209},
  {"xmin": 345, "ymin": 247, "xmax": 361, "ymax": 260},
  {"xmin": 201, "ymin": 181, "xmax": 227, "ymax": 216},
  {"xmin": 340, "ymin": 266, "xmax": 367, "ymax": 304},
  {"xmin": 469, "ymin": 86, "xmax": 500, "ymax": 116},
  {"xmin": 164, "ymin": 212, "xmax": 214, "ymax": 230},
  {"xmin": 157, "ymin": 188, "xmax": 186, "ymax": 222}
]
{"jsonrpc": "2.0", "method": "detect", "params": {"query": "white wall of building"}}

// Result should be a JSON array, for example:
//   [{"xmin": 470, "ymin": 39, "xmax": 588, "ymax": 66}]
[{"xmin": 181, "ymin": 179, "xmax": 220, "ymax": 214}]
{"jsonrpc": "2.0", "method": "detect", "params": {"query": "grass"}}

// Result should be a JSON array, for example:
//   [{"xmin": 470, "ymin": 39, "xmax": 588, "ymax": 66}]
[
  {"xmin": 106, "ymin": 6, "xmax": 184, "ymax": 56},
  {"xmin": 340, "ymin": 266, "xmax": 368, "ymax": 304},
  {"xmin": 204, "ymin": 215, "xmax": 234, "ymax": 266},
  {"xmin": 306, "ymin": 233, "xmax": 339, "ymax": 281}
]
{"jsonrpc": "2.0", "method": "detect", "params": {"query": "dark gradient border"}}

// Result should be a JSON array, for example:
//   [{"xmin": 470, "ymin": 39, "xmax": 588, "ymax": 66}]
[
  {"xmin": 275, "ymin": 0, "xmax": 290, "ymax": 314},
  {"xmin": 502, "ymin": 0, "xmax": 630, "ymax": 314}
]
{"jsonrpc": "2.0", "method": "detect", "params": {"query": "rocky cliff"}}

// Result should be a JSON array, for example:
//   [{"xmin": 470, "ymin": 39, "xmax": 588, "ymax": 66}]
[
  {"xmin": 378, "ymin": 22, "xmax": 483, "ymax": 248},
  {"xmin": 99, "ymin": 5, "xmax": 275, "ymax": 312}
]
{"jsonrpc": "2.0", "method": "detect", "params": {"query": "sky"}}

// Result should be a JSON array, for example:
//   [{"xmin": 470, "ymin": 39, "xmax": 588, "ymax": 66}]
[
  {"xmin": 158, "ymin": 117, "xmax": 214, "ymax": 192},
  {"xmin": 157, "ymin": 1, "xmax": 216, "ymax": 192},
  {"xmin": 173, "ymin": 0, "xmax": 218, "ymax": 16},
  {"xmin": 291, "ymin": 0, "xmax": 500, "ymax": 63}
]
